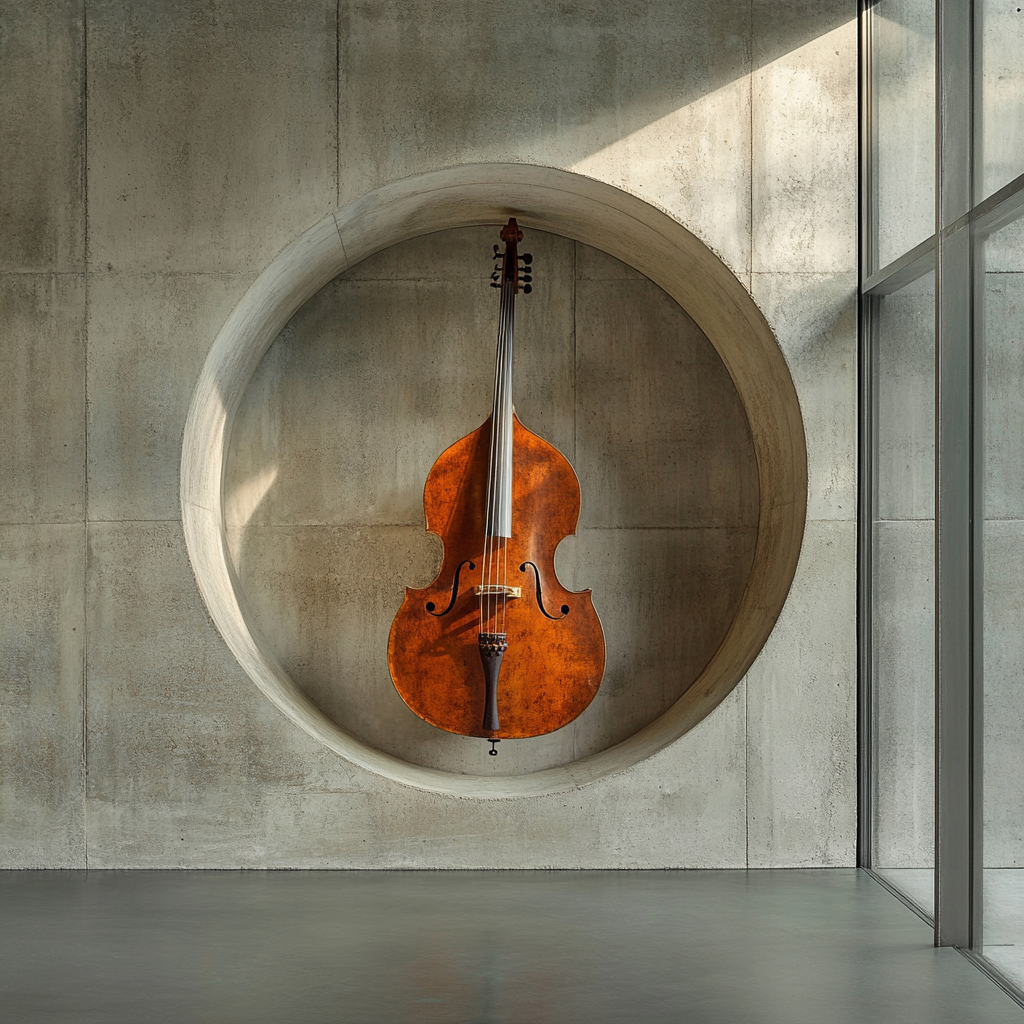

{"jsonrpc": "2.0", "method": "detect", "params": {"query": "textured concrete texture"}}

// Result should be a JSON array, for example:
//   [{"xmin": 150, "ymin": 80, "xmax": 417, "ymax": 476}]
[
  {"xmin": 87, "ymin": 273, "xmax": 249, "ymax": 522},
  {"xmin": 745, "ymin": 520, "xmax": 856, "ymax": 867},
  {"xmin": 1, "ymin": 0, "xmax": 859, "ymax": 867},
  {"xmin": 0, "ymin": 525, "xmax": 85, "ymax": 868},
  {"xmin": 87, "ymin": 0, "xmax": 338, "ymax": 276},
  {"xmin": 751, "ymin": 272, "xmax": 857, "ymax": 522},
  {"xmin": 752, "ymin": 1, "xmax": 857, "ymax": 276},
  {"xmin": 0, "ymin": 274, "xmax": 86, "ymax": 524},
  {"xmin": 338, "ymin": 1, "xmax": 756, "ymax": 278},
  {"xmin": 0, "ymin": 0, "xmax": 84, "ymax": 274}
]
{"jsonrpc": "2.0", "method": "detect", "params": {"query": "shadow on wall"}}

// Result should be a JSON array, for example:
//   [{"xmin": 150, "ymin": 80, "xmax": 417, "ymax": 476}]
[
  {"xmin": 335, "ymin": 3, "xmax": 857, "ymax": 274},
  {"xmin": 223, "ymin": 227, "xmax": 759, "ymax": 776},
  {"xmin": 338, "ymin": 2, "xmax": 855, "ymax": 175}
]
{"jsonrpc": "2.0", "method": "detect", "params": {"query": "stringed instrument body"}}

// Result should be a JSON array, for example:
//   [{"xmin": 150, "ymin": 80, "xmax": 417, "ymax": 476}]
[{"xmin": 388, "ymin": 220, "xmax": 605, "ymax": 741}]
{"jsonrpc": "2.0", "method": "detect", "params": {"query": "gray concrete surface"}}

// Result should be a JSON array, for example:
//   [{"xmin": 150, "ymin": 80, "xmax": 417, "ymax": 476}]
[
  {"xmin": 2, "ymin": 869, "xmax": 1023, "ymax": 1024},
  {"xmin": 0, "ymin": 274, "xmax": 86, "ymax": 523},
  {"xmin": 1, "ymin": 1, "xmax": 859, "ymax": 868},
  {"xmin": 745, "ymin": 519, "xmax": 857, "ymax": 867},
  {"xmin": 0, "ymin": 525, "xmax": 85, "ymax": 868},
  {"xmin": 0, "ymin": 0, "xmax": 84, "ymax": 274},
  {"xmin": 87, "ymin": 0, "xmax": 338, "ymax": 276},
  {"xmin": 337, "ymin": 1, "xmax": 758, "ymax": 278},
  {"xmin": 752, "ymin": 1, "xmax": 857, "ymax": 277},
  {"xmin": 88, "ymin": 272, "xmax": 250, "ymax": 523}
]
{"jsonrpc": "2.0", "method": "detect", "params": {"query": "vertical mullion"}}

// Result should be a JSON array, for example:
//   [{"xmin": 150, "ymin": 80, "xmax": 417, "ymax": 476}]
[
  {"xmin": 857, "ymin": 0, "xmax": 874, "ymax": 869},
  {"xmin": 934, "ymin": 0, "xmax": 976, "ymax": 949},
  {"xmin": 857, "ymin": 291, "xmax": 876, "ymax": 868},
  {"xmin": 860, "ymin": 1, "xmax": 878, "ymax": 281},
  {"xmin": 971, "ymin": 222, "xmax": 986, "ymax": 953}
]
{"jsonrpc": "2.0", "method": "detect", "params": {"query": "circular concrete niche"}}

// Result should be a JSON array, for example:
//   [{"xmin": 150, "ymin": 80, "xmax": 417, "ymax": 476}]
[{"xmin": 181, "ymin": 164, "xmax": 807, "ymax": 799}]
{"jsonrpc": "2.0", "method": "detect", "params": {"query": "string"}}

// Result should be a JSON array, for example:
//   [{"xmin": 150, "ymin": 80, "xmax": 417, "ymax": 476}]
[
  {"xmin": 480, "ymin": 236, "xmax": 517, "ymax": 639},
  {"xmin": 480, "ymin": 267, "xmax": 501, "ymax": 635},
  {"xmin": 501, "ymin": 270, "xmax": 513, "ymax": 634}
]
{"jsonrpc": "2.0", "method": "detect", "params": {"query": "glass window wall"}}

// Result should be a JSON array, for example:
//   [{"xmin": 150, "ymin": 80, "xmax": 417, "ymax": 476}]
[
  {"xmin": 976, "ymin": 1, "xmax": 1024, "ymax": 202},
  {"xmin": 870, "ymin": 273, "xmax": 936, "ymax": 915},
  {"xmin": 871, "ymin": 0, "xmax": 935, "ymax": 271},
  {"xmin": 861, "ymin": 0, "xmax": 1024, "ymax": 1005},
  {"xmin": 980, "ymin": 213, "xmax": 1024, "ymax": 989}
]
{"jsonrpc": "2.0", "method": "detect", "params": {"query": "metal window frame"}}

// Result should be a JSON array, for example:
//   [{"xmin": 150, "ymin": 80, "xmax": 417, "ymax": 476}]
[
  {"xmin": 859, "ymin": 0, "xmax": 1024, "ymax": 999},
  {"xmin": 933, "ymin": 0, "xmax": 976, "ymax": 951}
]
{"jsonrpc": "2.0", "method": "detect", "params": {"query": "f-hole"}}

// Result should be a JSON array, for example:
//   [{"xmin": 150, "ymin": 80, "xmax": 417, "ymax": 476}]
[
  {"xmin": 519, "ymin": 561, "xmax": 570, "ymax": 620},
  {"xmin": 426, "ymin": 559, "xmax": 475, "ymax": 616}
]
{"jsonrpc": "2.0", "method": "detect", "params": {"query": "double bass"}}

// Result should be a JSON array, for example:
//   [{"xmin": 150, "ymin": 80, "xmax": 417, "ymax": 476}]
[{"xmin": 388, "ymin": 219, "xmax": 605, "ymax": 752}]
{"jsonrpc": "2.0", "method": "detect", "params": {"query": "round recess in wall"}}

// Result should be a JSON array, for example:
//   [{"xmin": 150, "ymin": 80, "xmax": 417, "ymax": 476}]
[{"xmin": 180, "ymin": 164, "xmax": 806, "ymax": 798}]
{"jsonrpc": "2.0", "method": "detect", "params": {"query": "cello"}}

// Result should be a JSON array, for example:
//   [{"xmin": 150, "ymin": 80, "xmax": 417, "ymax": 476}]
[{"xmin": 387, "ymin": 219, "xmax": 605, "ymax": 751}]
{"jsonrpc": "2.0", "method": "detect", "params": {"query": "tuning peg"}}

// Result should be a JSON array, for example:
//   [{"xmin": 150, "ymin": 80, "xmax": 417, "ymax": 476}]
[
  {"xmin": 520, "ymin": 275, "xmax": 532, "ymax": 283},
  {"xmin": 520, "ymin": 253, "xmax": 532, "ymax": 263},
  {"xmin": 490, "ymin": 282, "xmax": 501, "ymax": 289},
  {"xmin": 521, "ymin": 284, "xmax": 532, "ymax": 294},
  {"xmin": 493, "ymin": 244, "xmax": 500, "ymax": 254},
  {"xmin": 490, "ymin": 271, "xmax": 500, "ymax": 281}
]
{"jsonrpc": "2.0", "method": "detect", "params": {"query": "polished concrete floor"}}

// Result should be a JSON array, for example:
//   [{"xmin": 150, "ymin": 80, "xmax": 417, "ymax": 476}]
[
  {"xmin": 2, "ymin": 869, "xmax": 1023, "ymax": 1024},
  {"xmin": 876, "ymin": 867, "xmax": 1024, "ymax": 992}
]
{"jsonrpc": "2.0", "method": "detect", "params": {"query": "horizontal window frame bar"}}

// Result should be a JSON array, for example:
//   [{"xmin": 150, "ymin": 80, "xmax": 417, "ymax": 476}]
[
  {"xmin": 863, "ymin": 235, "xmax": 935, "ymax": 295},
  {"xmin": 862, "ymin": 171, "xmax": 1024, "ymax": 297},
  {"xmin": 973, "ymin": 170, "xmax": 1024, "ymax": 237}
]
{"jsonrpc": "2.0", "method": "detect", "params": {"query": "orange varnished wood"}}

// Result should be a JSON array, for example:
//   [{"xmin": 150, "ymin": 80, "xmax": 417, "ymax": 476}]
[{"xmin": 388, "ymin": 413, "xmax": 606, "ymax": 738}]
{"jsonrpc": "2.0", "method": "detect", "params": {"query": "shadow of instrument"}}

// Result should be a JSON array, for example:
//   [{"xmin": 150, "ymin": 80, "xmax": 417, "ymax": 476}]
[{"xmin": 388, "ymin": 219, "xmax": 605, "ymax": 750}]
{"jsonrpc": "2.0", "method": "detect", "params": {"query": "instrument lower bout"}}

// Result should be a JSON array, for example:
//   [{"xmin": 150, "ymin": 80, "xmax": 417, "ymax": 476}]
[{"xmin": 387, "ymin": 414, "xmax": 605, "ymax": 739}]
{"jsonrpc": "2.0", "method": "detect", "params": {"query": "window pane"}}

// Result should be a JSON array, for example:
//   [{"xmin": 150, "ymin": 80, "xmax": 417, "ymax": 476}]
[
  {"xmin": 981, "ymin": 212, "xmax": 1024, "ymax": 987},
  {"xmin": 872, "ymin": 270, "xmax": 935, "ymax": 915},
  {"xmin": 872, "ymin": 0, "xmax": 935, "ymax": 270},
  {"xmin": 977, "ymin": 1, "xmax": 1024, "ymax": 202}
]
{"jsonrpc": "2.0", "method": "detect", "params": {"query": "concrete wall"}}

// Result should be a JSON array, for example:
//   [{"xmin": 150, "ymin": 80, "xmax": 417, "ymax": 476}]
[{"xmin": 0, "ymin": 0, "xmax": 858, "ymax": 868}]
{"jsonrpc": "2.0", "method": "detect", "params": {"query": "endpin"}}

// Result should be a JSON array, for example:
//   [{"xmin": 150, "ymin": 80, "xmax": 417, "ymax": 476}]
[{"xmin": 488, "ymin": 739, "xmax": 500, "ymax": 757}]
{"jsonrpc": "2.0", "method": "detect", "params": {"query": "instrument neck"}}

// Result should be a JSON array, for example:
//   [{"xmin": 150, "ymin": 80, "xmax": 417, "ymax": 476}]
[{"xmin": 485, "ymin": 255, "xmax": 515, "ymax": 539}]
